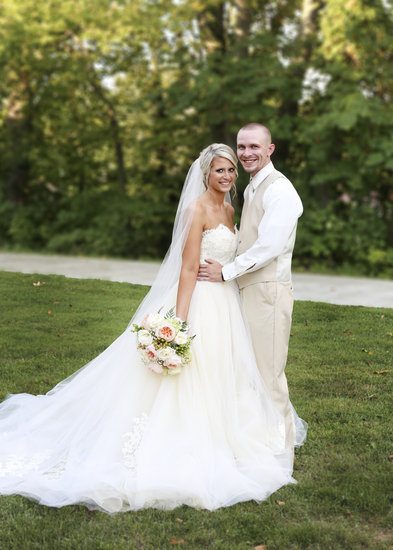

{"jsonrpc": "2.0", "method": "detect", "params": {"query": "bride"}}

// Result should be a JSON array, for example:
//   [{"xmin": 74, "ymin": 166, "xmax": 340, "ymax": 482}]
[{"xmin": 0, "ymin": 144, "xmax": 305, "ymax": 514}]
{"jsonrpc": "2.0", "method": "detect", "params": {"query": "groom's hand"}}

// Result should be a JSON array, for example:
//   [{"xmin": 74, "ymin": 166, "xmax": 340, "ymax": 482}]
[{"xmin": 197, "ymin": 259, "xmax": 223, "ymax": 283}]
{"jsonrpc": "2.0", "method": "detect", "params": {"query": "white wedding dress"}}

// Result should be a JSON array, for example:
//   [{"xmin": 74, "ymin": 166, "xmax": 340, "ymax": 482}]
[{"xmin": 0, "ymin": 224, "xmax": 301, "ymax": 513}]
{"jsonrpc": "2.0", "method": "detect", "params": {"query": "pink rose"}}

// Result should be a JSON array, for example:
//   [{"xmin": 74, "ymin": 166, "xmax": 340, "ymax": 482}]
[
  {"xmin": 141, "ymin": 314, "xmax": 150, "ymax": 329},
  {"xmin": 165, "ymin": 355, "xmax": 182, "ymax": 369},
  {"xmin": 156, "ymin": 323, "xmax": 176, "ymax": 342},
  {"xmin": 148, "ymin": 362, "xmax": 164, "ymax": 374},
  {"xmin": 145, "ymin": 345, "xmax": 157, "ymax": 361}
]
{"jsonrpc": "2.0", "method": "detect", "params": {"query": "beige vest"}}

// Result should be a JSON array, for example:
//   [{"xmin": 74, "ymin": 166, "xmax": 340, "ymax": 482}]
[{"xmin": 237, "ymin": 170, "xmax": 285, "ymax": 289}]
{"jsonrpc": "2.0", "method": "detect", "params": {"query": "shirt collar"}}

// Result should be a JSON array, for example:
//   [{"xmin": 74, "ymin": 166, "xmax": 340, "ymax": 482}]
[{"xmin": 249, "ymin": 161, "xmax": 275, "ymax": 192}]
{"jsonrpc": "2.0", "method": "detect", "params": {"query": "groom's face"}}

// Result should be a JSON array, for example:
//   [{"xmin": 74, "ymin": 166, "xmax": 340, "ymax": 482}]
[{"xmin": 237, "ymin": 129, "xmax": 274, "ymax": 177}]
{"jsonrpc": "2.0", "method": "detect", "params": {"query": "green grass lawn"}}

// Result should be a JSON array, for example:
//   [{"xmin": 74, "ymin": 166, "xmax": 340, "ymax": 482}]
[{"xmin": 0, "ymin": 271, "xmax": 392, "ymax": 550}]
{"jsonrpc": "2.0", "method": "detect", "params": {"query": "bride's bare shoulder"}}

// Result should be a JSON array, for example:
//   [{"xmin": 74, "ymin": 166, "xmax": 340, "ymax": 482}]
[
  {"xmin": 225, "ymin": 202, "xmax": 235, "ymax": 216},
  {"xmin": 184, "ymin": 197, "xmax": 208, "ymax": 232},
  {"xmin": 193, "ymin": 195, "xmax": 209, "ymax": 217}
]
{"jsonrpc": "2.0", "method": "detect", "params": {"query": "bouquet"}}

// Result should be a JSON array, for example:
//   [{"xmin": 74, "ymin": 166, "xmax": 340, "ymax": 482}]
[{"xmin": 131, "ymin": 308, "xmax": 195, "ymax": 375}]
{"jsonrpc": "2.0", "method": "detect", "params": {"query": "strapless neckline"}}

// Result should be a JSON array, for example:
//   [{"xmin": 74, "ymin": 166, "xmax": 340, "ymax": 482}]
[{"xmin": 202, "ymin": 223, "xmax": 236, "ymax": 236}]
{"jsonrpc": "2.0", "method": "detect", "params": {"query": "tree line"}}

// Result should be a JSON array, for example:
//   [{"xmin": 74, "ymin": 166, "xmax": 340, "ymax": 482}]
[{"xmin": 1, "ymin": 0, "xmax": 392, "ymax": 276}]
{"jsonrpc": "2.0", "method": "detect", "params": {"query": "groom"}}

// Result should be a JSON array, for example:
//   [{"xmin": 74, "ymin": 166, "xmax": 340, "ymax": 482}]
[{"xmin": 198, "ymin": 123, "xmax": 303, "ymax": 447}]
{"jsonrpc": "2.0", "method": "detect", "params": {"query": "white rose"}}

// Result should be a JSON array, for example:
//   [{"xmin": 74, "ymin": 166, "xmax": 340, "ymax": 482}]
[
  {"xmin": 148, "ymin": 362, "xmax": 164, "ymax": 374},
  {"xmin": 148, "ymin": 313, "xmax": 165, "ymax": 328},
  {"xmin": 174, "ymin": 331, "xmax": 188, "ymax": 345},
  {"xmin": 137, "ymin": 329, "xmax": 153, "ymax": 346},
  {"xmin": 156, "ymin": 347, "xmax": 175, "ymax": 361}
]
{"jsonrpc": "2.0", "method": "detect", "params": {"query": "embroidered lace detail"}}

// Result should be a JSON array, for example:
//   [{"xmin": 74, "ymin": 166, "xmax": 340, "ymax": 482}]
[
  {"xmin": 0, "ymin": 452, "xmax": 49, "ymax": 478},
  {"xmin": 122, "ymin": 413, "xmax": 149, "ymax": 471},
  {"xmin": 200, "ymin": 224, "xmax": 238, "ymax": 266}
]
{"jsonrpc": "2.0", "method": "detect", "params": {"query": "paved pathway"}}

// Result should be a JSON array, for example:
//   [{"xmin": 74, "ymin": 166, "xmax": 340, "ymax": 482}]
[{"xmin": 1, "ymin": 252, "xmax": 392, "ymax": 308}]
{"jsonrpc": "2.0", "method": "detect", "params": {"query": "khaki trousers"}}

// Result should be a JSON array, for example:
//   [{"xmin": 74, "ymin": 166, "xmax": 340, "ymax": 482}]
[{"xmin": 240, "ymin": 281, "xmax": 295, "ymax": 447}]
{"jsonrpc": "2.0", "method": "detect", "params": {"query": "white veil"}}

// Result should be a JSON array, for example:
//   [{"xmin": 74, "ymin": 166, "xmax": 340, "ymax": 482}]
[
  {"xmin": 127, "ymin": 158, "xmax": 205, "ymax": 327},
  {"xmin": 13, "ymin": 158, "xmax": 208, "ymax": 397}
]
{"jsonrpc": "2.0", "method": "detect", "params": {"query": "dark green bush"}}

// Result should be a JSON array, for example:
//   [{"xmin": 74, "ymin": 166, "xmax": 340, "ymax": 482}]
[{"xmin": 294, "ymin": 201, "xmax": 392, "ymax": 277}]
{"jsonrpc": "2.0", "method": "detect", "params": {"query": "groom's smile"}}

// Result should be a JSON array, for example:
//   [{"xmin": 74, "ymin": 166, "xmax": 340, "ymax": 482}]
[{"xmin": 237, "ymin": 127, "xmax": 275, "ymax": 177}]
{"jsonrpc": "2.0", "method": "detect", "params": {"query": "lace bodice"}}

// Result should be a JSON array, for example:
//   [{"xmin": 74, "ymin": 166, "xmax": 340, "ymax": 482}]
[{"xmin": 200, "ymin": 224, "xmax": 238, "ymax": 265}]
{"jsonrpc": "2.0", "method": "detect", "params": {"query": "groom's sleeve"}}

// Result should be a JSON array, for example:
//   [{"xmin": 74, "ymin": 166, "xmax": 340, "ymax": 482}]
[{"xmin": 222, "ymin": 179, "xmax": 302, "ymax": 281}]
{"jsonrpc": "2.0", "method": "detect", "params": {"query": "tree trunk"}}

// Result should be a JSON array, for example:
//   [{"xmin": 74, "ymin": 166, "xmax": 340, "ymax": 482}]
[
  {"xmin": 234, "ymin": 0, "xmax": 251, "ymax": 58},
  {"xmin": 5, "ymin": 85, "xmax": 32, "ymax": 205},
  {"xmin": 198, "ymin": 3, "xmax": 230, "ymax": 143},
  {"xmin": 68, "ymin": 32, "xmax": 127, "ymax": 194}
]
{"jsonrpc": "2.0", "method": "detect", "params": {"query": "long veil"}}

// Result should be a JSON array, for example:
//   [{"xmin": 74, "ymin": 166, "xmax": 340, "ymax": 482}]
[
  {"xmin": 127, "ymin": 158, "xmax": 205, "ymax": 328},
  {"xmin": 6, "ymin": 157, "xmax": 208, "ymax": 395}
]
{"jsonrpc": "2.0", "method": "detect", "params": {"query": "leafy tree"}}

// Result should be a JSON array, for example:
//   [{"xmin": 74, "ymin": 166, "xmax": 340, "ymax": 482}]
[
  {"xmin": 0, "ymin": 0, "xmax": 392, "ymax": 276},
  {"xmin": 293, "ymin": 0, "xmax": 393, "ymax": 274}
]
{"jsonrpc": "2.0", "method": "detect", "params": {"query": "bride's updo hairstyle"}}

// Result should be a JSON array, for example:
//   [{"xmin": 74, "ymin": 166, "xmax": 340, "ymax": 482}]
[{"xmin": 199, "ymin": 143, "xmax": 238, "ymax": 189}]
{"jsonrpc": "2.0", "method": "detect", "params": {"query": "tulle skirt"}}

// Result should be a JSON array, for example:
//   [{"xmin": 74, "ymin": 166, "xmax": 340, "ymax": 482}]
[{"xmin": 0, "ymin": 280, "xmax": 302, "ymax": 513}]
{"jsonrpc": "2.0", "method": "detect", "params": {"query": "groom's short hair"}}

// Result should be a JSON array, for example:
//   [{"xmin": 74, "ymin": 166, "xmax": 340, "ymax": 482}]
[{"xmin": 238, "ymin": 123, "xmax": 271, "ymax": 143}]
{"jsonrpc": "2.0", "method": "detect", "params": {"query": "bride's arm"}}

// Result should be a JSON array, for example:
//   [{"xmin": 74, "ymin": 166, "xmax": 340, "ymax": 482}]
[{"xmin": 176, "ymin": 207, "xmax": 204, "ymax": 321}]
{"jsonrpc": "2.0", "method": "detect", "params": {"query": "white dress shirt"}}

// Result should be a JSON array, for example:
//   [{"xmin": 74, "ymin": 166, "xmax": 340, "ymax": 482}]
[{"xmin": 222, "ymin": 161, "xmax": 303, "ymax": 282}]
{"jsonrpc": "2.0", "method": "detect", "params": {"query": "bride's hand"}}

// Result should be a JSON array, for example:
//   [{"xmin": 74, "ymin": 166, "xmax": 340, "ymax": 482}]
[{"xmin": 197, "ymin": 259, "xmax": 223, "ymax": 282}]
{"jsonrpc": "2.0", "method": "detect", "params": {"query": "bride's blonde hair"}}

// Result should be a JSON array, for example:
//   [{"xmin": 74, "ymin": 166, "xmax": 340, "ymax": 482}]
[{"xmin": 199, "ymin": 143, "xmax": 238, "ymax": 190}]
